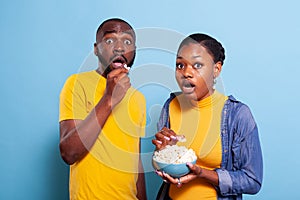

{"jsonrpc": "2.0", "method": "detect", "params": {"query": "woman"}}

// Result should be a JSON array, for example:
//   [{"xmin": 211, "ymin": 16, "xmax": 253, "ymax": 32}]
[{"xmin": 152, "ymin": 33, "xmax": 263, "ymax": 200}]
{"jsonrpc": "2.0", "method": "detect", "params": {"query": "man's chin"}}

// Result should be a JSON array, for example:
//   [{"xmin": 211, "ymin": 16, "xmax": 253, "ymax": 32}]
[{"xmin": 102, "ymin": 65, "xmax": 113, "ymax": 77}]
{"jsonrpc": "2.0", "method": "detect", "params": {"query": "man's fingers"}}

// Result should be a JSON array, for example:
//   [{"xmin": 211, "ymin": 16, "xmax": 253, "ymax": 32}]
[{"xmin": 107, "ymin": 67, "xmax": 128, "ymax": 79}]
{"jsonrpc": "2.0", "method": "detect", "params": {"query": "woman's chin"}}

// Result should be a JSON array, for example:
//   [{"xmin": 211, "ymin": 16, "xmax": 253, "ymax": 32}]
[{"xmin": 182, "ymin": 92, "xmax": 197, "ymax": 101}]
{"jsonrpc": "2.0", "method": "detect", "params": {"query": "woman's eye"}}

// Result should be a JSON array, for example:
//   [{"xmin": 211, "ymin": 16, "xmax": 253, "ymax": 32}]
[
  {"xmin": 124, "ymin": 39, "xmax": 132, "ymax": 45},
  {"xmin": 193, "ymin": 63, "xmax": 202, "ymax": 69},
  {"xmin": 105, "ymin": 38, "xmax": 114, "ymax": 44},
  {"xmin": 176, "ymin": 63, "xmax": 184, "ymax": 69}
]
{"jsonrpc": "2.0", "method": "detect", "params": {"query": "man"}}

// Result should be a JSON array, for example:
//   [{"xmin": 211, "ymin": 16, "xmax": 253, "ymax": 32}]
[{"xmin": 59, "ymin": 18, "xmax": 147, "ymax": 200}]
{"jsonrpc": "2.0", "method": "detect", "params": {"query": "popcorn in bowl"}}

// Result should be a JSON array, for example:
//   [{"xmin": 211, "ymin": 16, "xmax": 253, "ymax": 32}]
[{"xmin": 152, "ymin": 145, "xmax": 197, "ymax": 178}]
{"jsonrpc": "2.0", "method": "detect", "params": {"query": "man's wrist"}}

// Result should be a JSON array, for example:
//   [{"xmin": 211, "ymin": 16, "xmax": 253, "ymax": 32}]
[{"xmin": 102, "ymin": 94, "xmax": 113, "ymax": 109}]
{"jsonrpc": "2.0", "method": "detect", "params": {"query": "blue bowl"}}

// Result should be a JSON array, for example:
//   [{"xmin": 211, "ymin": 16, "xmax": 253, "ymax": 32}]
[{"xmin": 152, "ymin": 158, "xmax": 197, "ymax": 178}]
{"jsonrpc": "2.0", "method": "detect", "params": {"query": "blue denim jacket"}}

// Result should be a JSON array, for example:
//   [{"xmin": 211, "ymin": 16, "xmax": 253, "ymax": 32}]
[{"xmin": 157, "ymin": 93, "xmax": 263, "ymax": 200}]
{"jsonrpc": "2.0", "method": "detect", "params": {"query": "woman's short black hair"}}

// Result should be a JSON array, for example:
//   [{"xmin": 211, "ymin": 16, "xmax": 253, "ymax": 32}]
[{"xmin": 178, "ymin": 33, "xmax": 225, "ymax": 65}]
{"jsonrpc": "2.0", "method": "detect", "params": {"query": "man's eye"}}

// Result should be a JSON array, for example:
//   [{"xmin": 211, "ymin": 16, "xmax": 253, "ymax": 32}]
[
  {"xmin": 193, "ymin": 63, "xmax": 202, "ymax": 69},
  {"xmin": 124, "ymin": 39, "xmax": 132, "ymax": 45},
  {"xmin": 105, "ymin": 38, "xmax": 114, "ymax": 44},
  {"xmin": 176, "ymin": 63, "xmax": 184, "ymax": 69}
]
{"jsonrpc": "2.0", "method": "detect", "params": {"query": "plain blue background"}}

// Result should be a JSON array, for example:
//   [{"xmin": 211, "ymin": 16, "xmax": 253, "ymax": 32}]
[{"xmin": 1, "ymin": 0, "xmax": 300, "ymax": 199}]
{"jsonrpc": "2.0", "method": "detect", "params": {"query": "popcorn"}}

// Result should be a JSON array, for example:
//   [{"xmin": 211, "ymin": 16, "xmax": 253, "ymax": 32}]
[
  {"xmin": 153, "ymin": 145, "xmax": 197, "ymax": 164},
  {"xmin": 123, "ymin": 64, "xmax": 130, "ymax": 70}
]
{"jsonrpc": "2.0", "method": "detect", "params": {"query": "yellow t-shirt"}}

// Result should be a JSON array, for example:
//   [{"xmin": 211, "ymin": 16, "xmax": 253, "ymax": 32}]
[
  {"xmin": 59, "ymin": 70, "xmax": 146, "ymax": 200},
  {"xmin": 168, "ymin": 91, "xmax": 227, "ymax": 200}
]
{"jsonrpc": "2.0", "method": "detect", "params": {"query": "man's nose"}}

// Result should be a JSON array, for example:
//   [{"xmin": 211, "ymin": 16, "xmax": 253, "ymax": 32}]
[{"xmin": 113, "ymin": 40, "xmax": 125, "ymax": 54}]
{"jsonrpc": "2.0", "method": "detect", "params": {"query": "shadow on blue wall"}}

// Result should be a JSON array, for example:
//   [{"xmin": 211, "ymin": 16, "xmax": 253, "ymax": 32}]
[{"xmin": 46, "ymin": 128, "xmax": 69, "ymax": 200}]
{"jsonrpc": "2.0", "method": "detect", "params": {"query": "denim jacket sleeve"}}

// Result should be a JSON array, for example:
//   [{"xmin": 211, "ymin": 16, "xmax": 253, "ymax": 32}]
[
  {"xmin": 157, "ymin": 92, "xmax": 180, "ymax": 131},
  {"xmin": 157, "ymin": 94, "xmax": 263, "ymax": 199},
  {"xmin": 216, "ymin": 96, "xmax": 263, "ymax": 197}
]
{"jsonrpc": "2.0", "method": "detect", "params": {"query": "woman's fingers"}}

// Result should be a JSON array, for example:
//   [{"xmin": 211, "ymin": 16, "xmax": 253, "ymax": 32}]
[
  {"xmin": 155, "ymin": 170, "xmax": 189, "ymax": 188},
  {"xmin": 187, "ymin": 162, "xmax": 203, "ymax": 177},
  {"xmin": 156, "ymin": 127, "xmax": 178, "ymax": 146}
]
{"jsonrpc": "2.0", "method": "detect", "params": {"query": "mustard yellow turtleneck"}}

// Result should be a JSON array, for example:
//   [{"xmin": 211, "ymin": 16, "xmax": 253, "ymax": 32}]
[{"xmin": 168, "ymin": 91, "xmax": 228, "ymax": 200}]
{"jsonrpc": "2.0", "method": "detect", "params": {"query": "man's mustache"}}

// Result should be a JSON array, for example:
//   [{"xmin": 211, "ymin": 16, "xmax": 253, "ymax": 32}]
[{"xmin": 109, "ymin": 54, "xmax": 128, "ymax": 64}]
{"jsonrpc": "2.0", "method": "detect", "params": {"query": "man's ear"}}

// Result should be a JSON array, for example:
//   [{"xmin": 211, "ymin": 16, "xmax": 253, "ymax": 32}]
[{"xmin": 94, "ymin": 43, "xmax": 98, "ymax": 56}]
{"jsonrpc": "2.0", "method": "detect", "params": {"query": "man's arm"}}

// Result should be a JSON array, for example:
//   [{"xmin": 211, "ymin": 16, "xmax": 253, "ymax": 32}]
[
  {"xmin": 59, "ymin": 94, "xmax": 112, "ymax": 165},
  {"xmin": 59, "ymin": 68, "xmax": 130, "ymax": 165},
  {"xmin": 136, "ymin": 140, "xmax": 147, "ymax": 200}
]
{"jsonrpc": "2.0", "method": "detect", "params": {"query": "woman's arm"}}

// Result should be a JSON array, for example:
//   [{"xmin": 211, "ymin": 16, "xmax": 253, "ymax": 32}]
[{"xmin": 216, "ymin": 104, "xmax": 263, "ymax": 196}]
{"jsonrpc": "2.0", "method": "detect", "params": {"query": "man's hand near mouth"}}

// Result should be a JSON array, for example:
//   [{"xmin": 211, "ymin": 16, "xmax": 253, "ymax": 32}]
[{"xmin": 104, "ymin": 67, "xmax": 131, "ymax": 109}]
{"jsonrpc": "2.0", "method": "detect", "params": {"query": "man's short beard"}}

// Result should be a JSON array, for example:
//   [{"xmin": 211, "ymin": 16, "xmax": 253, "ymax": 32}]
[
  {"xmin": 127, "ymin": 52, "xmax": 136, "ymax": 68},
  {"xmin": 97, "ymin": 52, "xmax": 136, "ymax": 77}
]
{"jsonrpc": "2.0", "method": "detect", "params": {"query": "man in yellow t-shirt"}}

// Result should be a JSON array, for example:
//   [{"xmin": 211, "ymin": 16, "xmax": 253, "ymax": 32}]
[{"xmin": 59, "ymin": 18, "xmax": 147, "ymax": 200}]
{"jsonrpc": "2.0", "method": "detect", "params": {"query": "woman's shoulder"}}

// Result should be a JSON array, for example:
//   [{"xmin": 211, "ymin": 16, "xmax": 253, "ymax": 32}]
[
  {"xmin": 226, "ymin": 95, "xmax": 251, "ymax": 111},
  {"xmin": 225, "ymin": 95, "xmax": 256, "ymax": 128},
  {"xmin": 162, "ymin": 92, "xmax": 182, "ymax": 106}
]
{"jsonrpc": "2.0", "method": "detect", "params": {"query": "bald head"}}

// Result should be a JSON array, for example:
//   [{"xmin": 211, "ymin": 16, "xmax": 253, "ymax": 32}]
[{"xmin": 96, "ymin": 18, "xmax": 136, "ymax": 44}]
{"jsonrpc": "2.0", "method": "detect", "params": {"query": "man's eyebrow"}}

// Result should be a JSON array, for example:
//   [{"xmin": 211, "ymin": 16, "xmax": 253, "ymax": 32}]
[
  {"xmin": 103, "ymin": 30, "xmax": 117, "ymax": 36},
  {"xmin": 103, "ymin": 30, "xmax": 135, "ymax": 38},
  {"xmin": 123, "ymin": 30, "xmax": 135, "ymax": 38}
]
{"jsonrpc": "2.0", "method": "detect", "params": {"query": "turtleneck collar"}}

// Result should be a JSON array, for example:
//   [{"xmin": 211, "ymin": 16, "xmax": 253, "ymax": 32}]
[{"xmin": 192, "ymin": 90, "xmax": 224, "ymax": 109}]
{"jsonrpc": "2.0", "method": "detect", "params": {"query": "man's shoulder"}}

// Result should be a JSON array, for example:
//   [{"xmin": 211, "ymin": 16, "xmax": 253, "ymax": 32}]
[
  {"xmin": 65, "ymin": 70, "xmax": 102, "ymax": 84},
  {"xmin": 72, "ymin": 70, "xmax": 100, "ymax": 79}
]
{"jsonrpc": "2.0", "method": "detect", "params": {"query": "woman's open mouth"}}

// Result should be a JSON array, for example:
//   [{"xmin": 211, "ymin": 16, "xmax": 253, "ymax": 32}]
[{"xmin": 181, "ymin": 80, "xmax": 195, "ymax": 94}]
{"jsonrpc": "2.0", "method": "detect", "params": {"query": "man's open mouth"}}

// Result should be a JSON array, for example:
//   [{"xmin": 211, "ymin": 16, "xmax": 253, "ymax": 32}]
[{"xmin": 111, "ymin": 56, "xmax": 127, "ymax": 68}]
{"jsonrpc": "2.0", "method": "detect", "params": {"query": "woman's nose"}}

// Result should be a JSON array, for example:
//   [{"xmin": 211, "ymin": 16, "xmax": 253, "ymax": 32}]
[{"xmin": 182, "ymin": 65, "xmax": 193, "ymax": 78}]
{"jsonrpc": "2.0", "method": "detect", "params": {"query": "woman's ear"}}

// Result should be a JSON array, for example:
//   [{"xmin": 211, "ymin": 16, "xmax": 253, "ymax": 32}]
[{"xmin": 214, "ymin": 61, "xmax": 223, "ymax": 78}]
